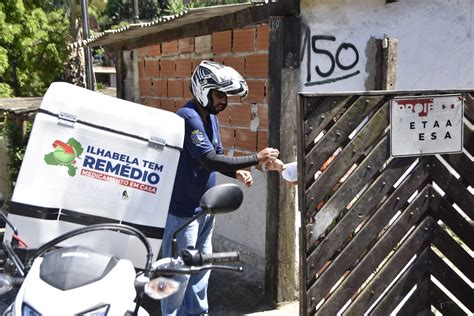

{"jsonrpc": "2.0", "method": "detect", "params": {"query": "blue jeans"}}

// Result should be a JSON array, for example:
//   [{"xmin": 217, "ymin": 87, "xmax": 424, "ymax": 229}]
[{"xmin": 160, "ymin": 213, "xmax": 215, "ymax": 316}]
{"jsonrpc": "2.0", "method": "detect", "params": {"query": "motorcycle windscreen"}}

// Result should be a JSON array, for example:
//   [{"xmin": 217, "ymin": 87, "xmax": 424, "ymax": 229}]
[{"xmin": 5, "ymin": 82, "xmax": 184, "ymax": 268}]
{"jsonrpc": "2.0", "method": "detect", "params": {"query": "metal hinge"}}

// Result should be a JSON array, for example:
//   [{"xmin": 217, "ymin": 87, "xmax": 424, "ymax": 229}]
[
  {"xmin": 149, "ymin": 136, "xmax": 166, "ymax": 150},
  {"xmin": 57, "ymin": 112, "xmax": 77, "ymax": 128}
]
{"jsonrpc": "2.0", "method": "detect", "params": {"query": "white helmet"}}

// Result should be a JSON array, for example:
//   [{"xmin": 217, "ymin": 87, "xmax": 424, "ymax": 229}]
[{"xmin": 191, "ymin": 60, "xmax": 248, "ymax": 108}]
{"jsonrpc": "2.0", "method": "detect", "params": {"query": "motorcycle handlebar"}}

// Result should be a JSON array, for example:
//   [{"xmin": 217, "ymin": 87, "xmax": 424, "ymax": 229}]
[
  {"xmin": 181, "ymin": 249, "xmax": 239, "ymax": 266},
  {"xmin": 201, "ymin": 252, "xmax": 239, "ymax": 264},
  {"xmin": 155, "ymin": 264, "xmax": 242, "ymax": 275}
]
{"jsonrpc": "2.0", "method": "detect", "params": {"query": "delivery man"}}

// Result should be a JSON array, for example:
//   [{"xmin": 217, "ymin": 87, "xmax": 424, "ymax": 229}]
[{"xmin": 160, "ymin": 60, "xmax": 279, "ymax": 316}]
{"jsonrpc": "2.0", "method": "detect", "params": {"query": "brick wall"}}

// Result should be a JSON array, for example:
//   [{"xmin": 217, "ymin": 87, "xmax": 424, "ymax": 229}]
[{"xmin": 137, "ymin": 24, "xmax": 269, "ymax": 157}]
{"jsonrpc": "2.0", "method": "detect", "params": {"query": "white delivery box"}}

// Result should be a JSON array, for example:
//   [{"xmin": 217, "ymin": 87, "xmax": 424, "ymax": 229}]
[{"xmin": 5, "ymin": 82, "xmax": 184, "ymax": 268}]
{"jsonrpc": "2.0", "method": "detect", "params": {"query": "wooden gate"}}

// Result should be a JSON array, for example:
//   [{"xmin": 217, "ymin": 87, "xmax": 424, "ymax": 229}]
[{"xmin": 297, "ymin": 91, "xmax": 473, "ymax": 315}]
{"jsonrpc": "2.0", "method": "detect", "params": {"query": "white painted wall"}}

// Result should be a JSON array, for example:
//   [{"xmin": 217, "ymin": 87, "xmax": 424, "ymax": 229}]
[
  {"xmin": 214, "ymin": 169, "xmax": 268, "ymax": 269},
  {"xmin": 300, "ymin": 0, "xmax": 474, "ymax": 92}
]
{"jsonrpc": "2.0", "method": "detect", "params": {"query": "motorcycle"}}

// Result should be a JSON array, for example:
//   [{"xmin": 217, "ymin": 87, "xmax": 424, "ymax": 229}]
[{"xmin": 0, "ymin": 183, "xmax": 243, "ymax": 315}]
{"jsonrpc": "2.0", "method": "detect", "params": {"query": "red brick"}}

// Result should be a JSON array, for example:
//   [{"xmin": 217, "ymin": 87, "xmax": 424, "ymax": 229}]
[
  {"xmin": 175, "ymin": 99, "xmax": 187, "ymax": 110},
  {"xmin": 245, "ymin": 80, "xmax": 266, "ymax": 103},
  {"xmin": 220, "ymin": 126, "xmax": 235, "ymax": 149},
  {"xmin": 256, "ymin": 24, "xmax": 269, "ymax": 51},
  {"xmin": 160, "ymin": 59, "xmax": 175, "ymax": 77},
  {"xmin": 218, "ymin": 105, "xmax": 231, "ymax": 125},
  {"xmin": 152, "ymin": 79, "xmax": 167, "ymax": 97},
  {"xmin": 183, "ymin": 79, "xmax": 193, "ymax": 99},
  {"xmin": 245, "ymin": 54, "xmax": 268, "ymax": 78},
  {"xmin": 138, "ymin": 58, "xmax": 145, "ymax": 78},
  {"xmin": 257, "ymin": 104, "xmax": 268, "ymax": 129},
  {"xmin": 227, "ymin": 96, "xmax": 241, "ymax": 103},
  {"xmin": 213, "ymin": 57, "xmax": 224, "ymax": 65},
  {"xmin": 161, "ymin": 98, "xmax": 176, "ymax": 112},
  {"xmin": 168, "ymin": 80, "xmax": 183, "ymax": 98},
  {"xmin": 146, "ymin": 44, "xmax": 161, "ymax": 57},
  {"xmin": 195, "ymin": 35, "xmax": 212, "ymax": 54},
  {"xmin": 235, "ymin": 128, "xmax": 257, "ymax": 151},
  {"xmin": 230, "ymin": 103, "xmax": 251, "ymax": 127},
  {"xmin": 233, "ymin": 28, "xmax": 255, "ymax": 53},
  {"xmin": 223, "ymin": 57, "xmax": 245, "ymax": 75},
  {"xmin": 213, "ymin": 30, "xmax": 232, "ymax": 54},
  {"xmin": 138, "ymin": 78, "xmax": 152, "ymax": 97},
  {"xmin": 145, "ymin": 98, "xmax": 161, "ymax": 109},
  {"xmin": 137, "ymin": 47, "xmax": 147, "ymax": 58},
  {"xmin": 192, "ymin": 59, "xmax": 203, "ymax": 72},
  {"xmin": 161, "ymin": 40, "xmax": 178, "ymax": 56},
  {"xmin": 175, "ymin": 59, "xmax": 192, "ymax": 78},
  {"xmin": 144, "ymin": 59, "xmax": 159, "ymax": 78},
  {"xmin": 257, "ymin": 129, "xmax": 268, "ymax": 151},
  {"xmin": 179, "ymin": 38, "xmax": 194, "ymax": 54}
]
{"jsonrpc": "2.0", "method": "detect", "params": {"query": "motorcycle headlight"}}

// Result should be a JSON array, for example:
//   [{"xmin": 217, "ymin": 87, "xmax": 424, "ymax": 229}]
[
  {"xmin": 78, "ymin": 304, "xmax": 110, "ymax": 316},
  {"xmin": 22, "ymin": 303, "xmax": 41, "ymax": 316}
]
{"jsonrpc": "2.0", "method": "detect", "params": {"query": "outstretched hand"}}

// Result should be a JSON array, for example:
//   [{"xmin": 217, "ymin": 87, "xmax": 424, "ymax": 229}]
[
  {"xmin": 256, "ymin": 147, "xmax": 280, "ymax": 165},
  {"xmin": 265, "ymin": 158, "xmax": 285, "ymax": 173},
  {"xmin": 236, "ymin": 169, "xmax": 253, "ymax": 187}
]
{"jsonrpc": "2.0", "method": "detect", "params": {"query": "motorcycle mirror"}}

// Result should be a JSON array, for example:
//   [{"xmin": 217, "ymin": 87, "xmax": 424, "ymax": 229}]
[
  {"xmin": 170, "ymin": 183, "xmax": 244, "ymax": 258},
  {"xmin": 199, "ymin": 183, "xmax": 243, "ymax": 215}
]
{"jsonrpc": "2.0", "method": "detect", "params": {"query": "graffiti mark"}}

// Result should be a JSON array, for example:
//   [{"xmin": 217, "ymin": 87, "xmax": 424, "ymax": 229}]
[
  {"xmin": 304, "ymin": 71, "xmax": 360, "ymax": 86},
  {"xmin": 301, "ymin": 25, "xmax": 360, "ymax": 86}
]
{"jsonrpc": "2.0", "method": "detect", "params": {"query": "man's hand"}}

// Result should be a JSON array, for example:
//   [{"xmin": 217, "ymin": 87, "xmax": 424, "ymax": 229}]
[
  {"xmin": 265, "ymin": 158, "xmax": 285, "ymax": 173},
  {"xmin": 236, "ymin": 169, "xmax": 253, "ymax": 187},
  {"xmin": 256, "ymin": 147, "xmax": 280, "ymax": 164}
]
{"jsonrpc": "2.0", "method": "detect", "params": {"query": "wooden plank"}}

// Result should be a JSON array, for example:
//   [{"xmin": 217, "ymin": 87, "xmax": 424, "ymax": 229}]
[
  {"xmin": 304, "ymin": 103, "xmax": 389, "ymax": 212},
  {"xmin": 303, "ymin": 96, "xmax": 386, "ymax": 188},
  {"xmin": 440, "ymin": 153, "xmax": 474, "ymax": 188},
  {"xmin": 429, "ymin": 249, "xmax": 474, "ymax": 311},
  {"xmin": 430, "ymin": 281, "xmax": 467, "ymax": 315},
  {"xmin": 306, "ymin": 154, "xmax": 417, "ymax": 251},
  {"xmin": 380, "ymin": 37, "xmax": 398, "ymax": 90},
  {"xmin": 345, "ymin": 217, "xmax": 434, "ymax": 315},
  {"xmin": 463, "ymin": 120, "xmax": 474, "ymax": 155},
  {"xmin": 313, "ymin": 186, "xmax": 431, "ymax": 315},
  {"xmin": 306, "ymin": 136, "xmax": 390, "ymax": 246},
  {"xmin": 431, "ymin": 156, "xmax": 474, "ymax": 220},
  {"xmin": 464, "ymin": 92, "xmax": 474, "ymax": 123},
  {"xmin": 265, "ymin": 15, "xmax": 300, "ymax": 307},
  {"xmin": 306, "ymin": 157, "xmax": 429, "ymax": 277},
  {"xmin": 396, "ymin": 277, "xmax": 430, "ymax": 316},
  {"xmin": 303, "ymin": 95, "xmax": 353, "ymax": 150},
  {"xmin": 431, "ymin": 223, "xmax": 474, "ymax": 281},
  {"xmin": 430, "ymin": 192, "xmax": 474, "ymax": 250},
  {"xmin": 370, "ymin": 249, "xmax": 431, "ymax": 315}
]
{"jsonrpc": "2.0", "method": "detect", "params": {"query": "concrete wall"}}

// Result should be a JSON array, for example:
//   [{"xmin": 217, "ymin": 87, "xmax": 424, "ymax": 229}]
[
  {"xmin": 300, "ymin": 0, "xmax": 474, "ymax": 92},
  {"xmin": 134, "ymin": 24, "xmax": 270, "ymax": 268}
]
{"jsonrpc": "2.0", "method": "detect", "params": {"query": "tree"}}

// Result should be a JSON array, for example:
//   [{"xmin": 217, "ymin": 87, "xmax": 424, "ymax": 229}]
[
  {"xmin": 100, "ymin": 0, "xmax": 161, "ymax": 29},
  {"xmin": 0, "ymin": 1, "xmax": 68, "ymax": 97}
]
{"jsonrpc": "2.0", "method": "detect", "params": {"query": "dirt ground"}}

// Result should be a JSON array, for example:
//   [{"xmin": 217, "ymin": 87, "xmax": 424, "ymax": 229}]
[
  {"xmin": 208, "ymin": 262, "xmax": 298, "ymax": 316},
  {"xmin": 142, "ymin": 261, "xmax": 299, "ymax": 315}
]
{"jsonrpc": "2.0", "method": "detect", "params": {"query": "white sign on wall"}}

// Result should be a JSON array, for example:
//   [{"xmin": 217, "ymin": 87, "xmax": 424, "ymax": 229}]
[{"xmin": 390, "ymin": 94, "xmax": 464, "ymax": 157}]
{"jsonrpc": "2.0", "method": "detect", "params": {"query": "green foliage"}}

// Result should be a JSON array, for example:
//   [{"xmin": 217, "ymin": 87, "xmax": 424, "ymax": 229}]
[
  {"xmin": 100, "ymin": 0, "xmax": 161, "ymax": 29},
  {"xmin": 0, "ymin": 1, "xmax": 68, "ymax": 97},
  {"xmin": 0, "ymin": 113, "xmax": 32, "ymax": 190}
]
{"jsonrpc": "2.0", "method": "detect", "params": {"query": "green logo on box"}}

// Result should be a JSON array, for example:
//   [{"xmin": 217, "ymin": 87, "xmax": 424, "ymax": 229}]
[{"xmin": 44, "ymin": 138, "xmax": 83, "ymax": 176}]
